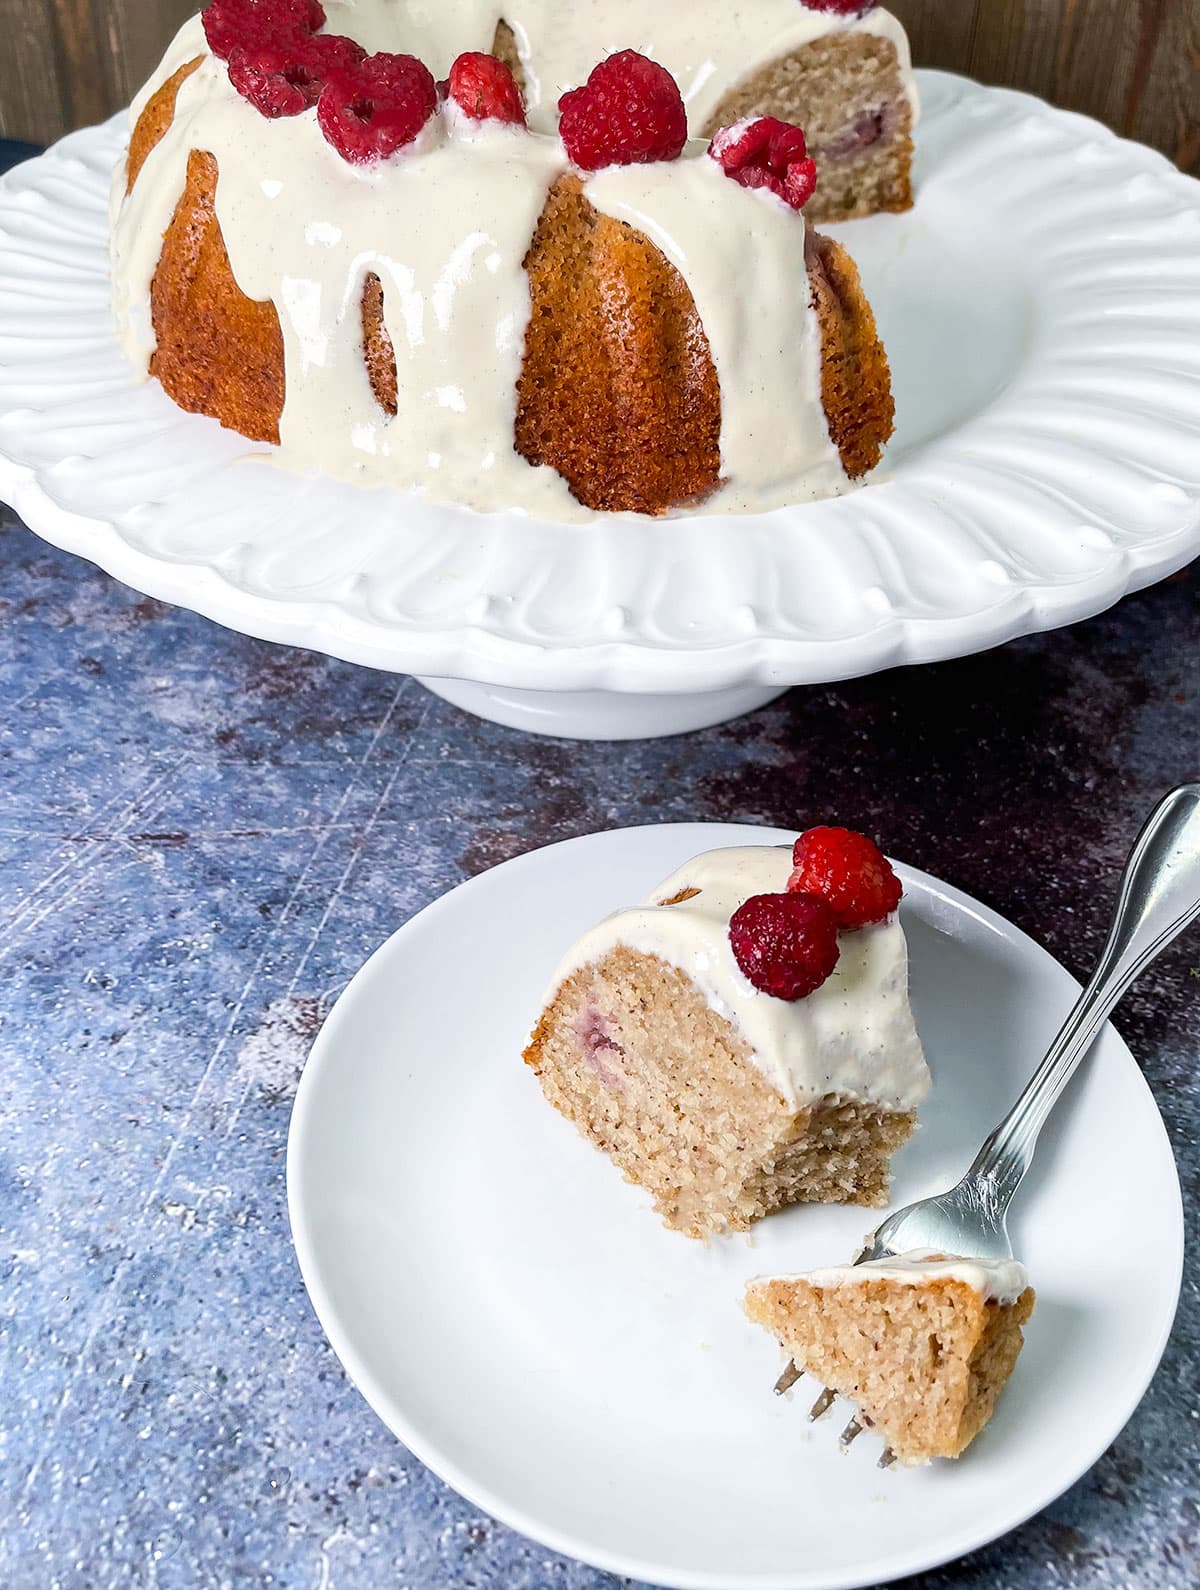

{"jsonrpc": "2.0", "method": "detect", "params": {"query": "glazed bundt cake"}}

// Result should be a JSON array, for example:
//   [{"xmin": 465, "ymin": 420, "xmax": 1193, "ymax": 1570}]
[
  {"xmin": 113, "ymin": 0, "xmax": 898, "ymax": 516},
  {"xmin": 523, "ymin": 830, "xmax": 930, "ymax": 1237}
]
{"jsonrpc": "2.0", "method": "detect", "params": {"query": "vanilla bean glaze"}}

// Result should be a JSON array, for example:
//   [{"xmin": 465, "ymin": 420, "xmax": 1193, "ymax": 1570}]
[{"xmin": 549, "ymin": 845, "xmax": 931, "ymax": 1111}]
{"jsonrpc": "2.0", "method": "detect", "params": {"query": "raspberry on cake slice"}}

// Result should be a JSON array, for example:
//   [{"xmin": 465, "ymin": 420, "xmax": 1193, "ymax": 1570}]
[
  {"xmin": 788, "ymin": 825, "xmax": 904, "ymax": 927},
  {"xmin": 523, "ymin": 836, "xmax": 929, "ymax": 1238},
  {"xmin": 728, "ymin": 891, "xmax": 840, "ymax": 999},
  {"xmin": 745, "ymin": 1251, "xmax": 1036, "ymax": 1463}
]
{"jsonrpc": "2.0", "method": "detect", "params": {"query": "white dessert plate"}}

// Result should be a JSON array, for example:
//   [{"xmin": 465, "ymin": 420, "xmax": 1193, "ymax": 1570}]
[
  {"xmin": 287, "ymin": 821, "xmax": 1183, "ymax": 1590},
  {"xmin": 2, "ymin": 75, "xmax": 1200, "ymax": 739}
]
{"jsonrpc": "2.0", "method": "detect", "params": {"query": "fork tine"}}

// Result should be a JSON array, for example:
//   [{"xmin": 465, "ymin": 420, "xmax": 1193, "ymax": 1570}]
[
  {"xmin": 808, "ymin": 1386, "xmax": 837, "ymax": 1421},
  {"xmin": 797, "ymin": 1381, "xmax": 896, "ymax": 1466},
  {"xmin": 773, "ymin": 1360, "xmax": 801, "ymax": 1396}
]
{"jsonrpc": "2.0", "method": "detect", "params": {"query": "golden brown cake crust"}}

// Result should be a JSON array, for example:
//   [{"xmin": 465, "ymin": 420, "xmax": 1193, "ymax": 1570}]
[
  {"xmin": 362, "ymin": 271, "xmax": 398, "ymax": 417},
  {"xmin": 126, "ymin": 57, "xmax": 203, "ymax": 194},
  {"xmin": 516, "ymin": 173, "xmax": 724, "ymax": 515},
  {"xmin": 149, "ymin": 149, "xmax": 285, "ymax": 445},
  {"xmin": 808, "ymin": 232, "xmax": 893, "ymax": 479}
]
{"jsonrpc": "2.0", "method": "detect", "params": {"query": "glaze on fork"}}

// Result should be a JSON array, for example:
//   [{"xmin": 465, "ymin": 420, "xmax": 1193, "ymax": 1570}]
[{"xmin": 777, "ymin": 784, "xmax": 1200, "ymax": 1463}]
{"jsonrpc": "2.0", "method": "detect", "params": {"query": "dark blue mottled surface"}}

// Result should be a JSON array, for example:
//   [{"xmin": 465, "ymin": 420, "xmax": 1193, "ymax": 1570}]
[{"xmin": 1, "ymin": 128, "xmax": 1198, "ymax": 1590}]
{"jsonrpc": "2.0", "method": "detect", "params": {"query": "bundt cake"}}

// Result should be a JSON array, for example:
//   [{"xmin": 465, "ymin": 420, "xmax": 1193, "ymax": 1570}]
[
  {"xmin": 112, "ymin": 1, "xmax": 898, "ymax": 517},
  {"xmin": 523, "ymin": 830, "xmax": 930, "ymax": 1237},
  {"xmin": 745, "ymin": 1251, "xmax": 1036, "ymax": 1464}
]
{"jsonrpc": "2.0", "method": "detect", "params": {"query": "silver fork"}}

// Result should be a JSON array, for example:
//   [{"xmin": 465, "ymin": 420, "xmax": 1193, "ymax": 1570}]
[{"xmin": 776, "ymin": 783, "xmax": 1200, "ymax": 1463}]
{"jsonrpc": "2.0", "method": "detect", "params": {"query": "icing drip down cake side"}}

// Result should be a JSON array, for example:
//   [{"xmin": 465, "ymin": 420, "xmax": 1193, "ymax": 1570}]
[
  {"xmin": 523, "ymin": 839, "xmax": 931, "ymax": 1237},
  {"xmin": 110, "ymin": 0, "xmax": 903, "ymax": 518}
]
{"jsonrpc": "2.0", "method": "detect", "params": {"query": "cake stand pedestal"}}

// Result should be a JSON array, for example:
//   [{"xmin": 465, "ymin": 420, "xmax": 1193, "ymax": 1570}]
[{"xmin": 416, "ymin": 678, "xmax": 789, "ymax": 740}]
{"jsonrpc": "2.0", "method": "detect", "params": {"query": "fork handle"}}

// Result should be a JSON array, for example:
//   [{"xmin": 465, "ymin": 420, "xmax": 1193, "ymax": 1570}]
[{"xmin": 967, "ymin": 783, "xmax": 1200, "ymax": 1212}]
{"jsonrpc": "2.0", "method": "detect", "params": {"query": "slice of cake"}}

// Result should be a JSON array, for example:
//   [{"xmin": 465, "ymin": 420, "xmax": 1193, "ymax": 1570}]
[
  {"xmin": 523, "ymin": 828, "xmax": 930, "ymax": 1237},
  {"xmin": 745, "ymin": 1251, "xmax": 1036, "ymax": 1463}
]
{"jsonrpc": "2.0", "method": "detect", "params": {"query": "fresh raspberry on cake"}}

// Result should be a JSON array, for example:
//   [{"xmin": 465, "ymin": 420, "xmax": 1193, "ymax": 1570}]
[
  {"xmin": 202, "ymin": 0, "xmax": 325, "ymax": 63},
  {"xmin": 729, "ymin": 892, "xmax": 840, "ymax": 1000},
  {"xmin": 446, "ymin": 52, "xmax": 526, "ymax": 126},
  {"xmin": 788, "ymin": 826, "xmax": 902, "ymax": 929},
  {"xmin": 709, "ymin": 116, "xmax": 818, "ymax": 210},
  {"xmin": 317, "ymin": 52, "xmax": 439, "ymax": 164},
  {"xmin": 228, "ymin": 33, "xmax": 365, "ymax": 117},
  {"xmin": 558, "ymin": 50, "xmax": 687, "ymax": 171}
]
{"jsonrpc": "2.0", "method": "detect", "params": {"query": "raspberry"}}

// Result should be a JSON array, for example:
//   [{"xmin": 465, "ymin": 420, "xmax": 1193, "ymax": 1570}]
[
  {"xmin": 708, "ymin": 116, "xmax": 818, "ymax": 211},
  {"xmin": 446, "ymin": 52, "xmax": 526, "ymax": 126},
  {"xmin": 203, "ymin": 0, "xmax": 325, "ymax": 63},
  {"xmin": 729, "ymin": 892, "xmax": 840, "ymax": 1001},
  {"xmin": 558, "ymin": 50, "xmax": 687, "ymax": 171},
  {"xmin": 228, "ymin": 33, "xmax": 365, "ymax": 117},
  {"xmin": 788, "ymin": 827, "xmax": 903, "ymax": 930},
  {"xmin": 317, "ymin": 52, "xmax": 439, "ymax": 164},
  {"xmin": 804, "ymin": 0, "xmax": 877, "ymax": 13}
]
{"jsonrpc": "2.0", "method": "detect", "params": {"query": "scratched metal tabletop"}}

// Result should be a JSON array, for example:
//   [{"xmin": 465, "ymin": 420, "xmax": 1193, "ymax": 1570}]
[{"xmin": 2, "ymin": 140, "xmax": 1198, "ymax": 1590}]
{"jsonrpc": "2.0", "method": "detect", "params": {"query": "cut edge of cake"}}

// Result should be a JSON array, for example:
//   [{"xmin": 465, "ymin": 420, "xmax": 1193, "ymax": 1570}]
[
  {"xmin": 524, "ymin": 944, "xmax": 918, "ymax": 1237},
  {"xmin": 522, "ymin": 842, "xmax": 930, "ymax": 1239}
]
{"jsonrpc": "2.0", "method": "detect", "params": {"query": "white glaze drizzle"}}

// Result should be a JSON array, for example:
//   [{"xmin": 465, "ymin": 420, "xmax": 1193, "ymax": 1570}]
[
  {"xmin": 753, "ymin": 1248, "xmax": 1030, "ymax": 1305},
  {"xmin": 585, "ymin": 155, "xmax": 846, "ymax": 507},
  {"xmin": 322, "ymin": 0, "xmax": 919, "ymax": 133},
  {"xmin": 548, "ymin": 845, "xmax": 930, "ymax": 1112},
  {"xmin": 112, "ymin": 0, "xmax": 912, "ymax": 516}
]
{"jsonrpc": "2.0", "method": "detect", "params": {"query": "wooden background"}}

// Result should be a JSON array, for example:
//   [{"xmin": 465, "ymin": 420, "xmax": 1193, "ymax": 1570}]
[{"xmin": 1, "ymin": 0, "xmax": 1198, "ymax": 171}]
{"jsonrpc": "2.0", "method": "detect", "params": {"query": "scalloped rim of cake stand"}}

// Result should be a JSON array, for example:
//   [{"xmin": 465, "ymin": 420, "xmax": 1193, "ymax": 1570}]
[{"xmin": 1, "ymin": 72, "xmax": 1199, "ymax": 738}]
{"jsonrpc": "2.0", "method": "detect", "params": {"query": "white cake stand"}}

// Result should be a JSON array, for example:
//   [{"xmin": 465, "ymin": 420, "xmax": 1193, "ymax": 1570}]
[{"xmin": 2, "ymin": 72, "xmax": 1199, "ymax": 739}]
